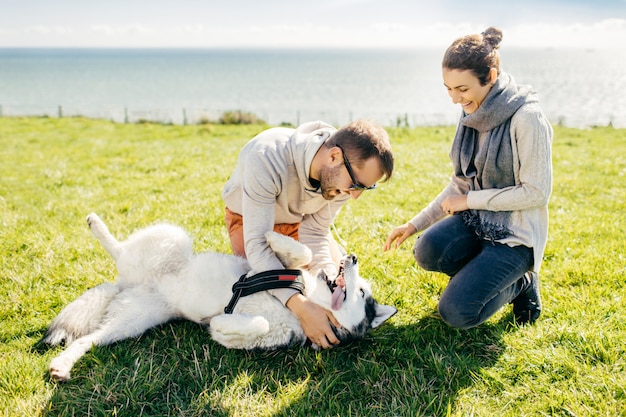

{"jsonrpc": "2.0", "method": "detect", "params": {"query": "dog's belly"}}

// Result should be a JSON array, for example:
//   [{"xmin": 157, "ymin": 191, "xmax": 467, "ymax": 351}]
[{"xmin": 158, "ymin": 252, "xmax": 249, "ymax": 323}]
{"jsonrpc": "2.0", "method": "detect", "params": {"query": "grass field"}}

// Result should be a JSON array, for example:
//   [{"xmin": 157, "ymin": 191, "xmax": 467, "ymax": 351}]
[{"xmin": 1, "ymin": 117, "xmax": 624, "ymax": 416}]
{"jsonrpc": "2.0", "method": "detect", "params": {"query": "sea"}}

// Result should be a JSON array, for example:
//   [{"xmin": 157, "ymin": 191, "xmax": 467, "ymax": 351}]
[{"xmin": 1, "ymin": 47, "xmax": 625, "ymax": 128}]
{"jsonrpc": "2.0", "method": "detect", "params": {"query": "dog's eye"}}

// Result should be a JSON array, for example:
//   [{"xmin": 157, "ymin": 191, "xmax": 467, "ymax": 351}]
[{"xmin": 359, "ymin": 289, "xmax": 365, "ymax": 298}]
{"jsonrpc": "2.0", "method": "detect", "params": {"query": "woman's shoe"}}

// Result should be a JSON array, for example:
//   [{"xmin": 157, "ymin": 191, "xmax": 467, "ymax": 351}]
[{"xmin": 512, "ymin": 271, "xmax": 542, "ymax": 325}]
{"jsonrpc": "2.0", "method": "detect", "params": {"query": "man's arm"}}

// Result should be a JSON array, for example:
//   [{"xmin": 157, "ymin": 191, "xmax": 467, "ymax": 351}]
[
  {"xmin": 298, "ymin": 199, "xmax": 347, "ymax": 277},
  {"xmin": 238, "ymin": 143, "xmax": 342, "ymax": 348}
]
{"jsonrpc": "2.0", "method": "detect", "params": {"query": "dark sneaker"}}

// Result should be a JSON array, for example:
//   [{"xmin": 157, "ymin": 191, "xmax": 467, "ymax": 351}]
[{"xmin": 512, "ymin": 271, "xmax": 542, "ymax": 325}]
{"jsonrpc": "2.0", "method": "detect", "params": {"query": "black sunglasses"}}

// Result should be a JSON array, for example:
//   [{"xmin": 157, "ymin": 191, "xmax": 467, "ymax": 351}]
[{"xmin": 336, "ymin": 145, "xmax": 377, "ymax": 191}]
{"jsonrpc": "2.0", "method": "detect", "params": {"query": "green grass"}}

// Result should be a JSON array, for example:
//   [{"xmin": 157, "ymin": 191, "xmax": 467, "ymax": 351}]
[{"xmin": 1, "ymin": 117, "xmax": 624, "ymax": 416}]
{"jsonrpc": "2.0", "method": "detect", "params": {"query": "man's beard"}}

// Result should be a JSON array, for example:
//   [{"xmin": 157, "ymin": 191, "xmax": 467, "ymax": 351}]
[{"xmin": 319, "ymin": 165, "xmax": 342, "ymax": 200}]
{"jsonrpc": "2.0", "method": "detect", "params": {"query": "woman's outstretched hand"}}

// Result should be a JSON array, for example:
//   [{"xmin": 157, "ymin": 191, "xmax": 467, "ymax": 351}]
[{"xmin": 383, "ymin": 223, "xmax": 417, "ymax": 251}]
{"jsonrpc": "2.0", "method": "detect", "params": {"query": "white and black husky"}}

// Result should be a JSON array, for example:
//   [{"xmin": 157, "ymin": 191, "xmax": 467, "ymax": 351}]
[{"xmin": 44, "ymin": 213, "xmax": 397, "ymax": 381}]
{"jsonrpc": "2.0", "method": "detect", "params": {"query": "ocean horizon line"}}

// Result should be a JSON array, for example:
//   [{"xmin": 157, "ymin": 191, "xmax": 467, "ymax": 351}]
[
  {"xmin": 0, "ymin": 45, "xmax": 606, "ymax": 52},
  {"xmin": 1, "ymin": 111, "xmax": 620, "ymax": 130},
  {"xmin": 1, "ymin": 47, "xmax": 624, "ymax": 129}
]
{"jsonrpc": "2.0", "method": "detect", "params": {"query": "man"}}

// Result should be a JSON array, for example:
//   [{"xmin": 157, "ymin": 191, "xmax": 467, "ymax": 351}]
[{"xmin": 222, "ymin": 119, "xmax": 394, "ymax": 348}]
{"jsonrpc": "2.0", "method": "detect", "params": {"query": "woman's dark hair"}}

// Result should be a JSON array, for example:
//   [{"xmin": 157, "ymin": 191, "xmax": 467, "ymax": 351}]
[{"xmin": 442, "ymin": 26, "xmax": 503, "ymax": 86}]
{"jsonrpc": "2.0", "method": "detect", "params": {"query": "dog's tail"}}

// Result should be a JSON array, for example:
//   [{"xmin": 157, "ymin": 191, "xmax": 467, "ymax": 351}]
[{"xmin": 43, "ymin": 283, "xmax": 120, "ymax": 346}]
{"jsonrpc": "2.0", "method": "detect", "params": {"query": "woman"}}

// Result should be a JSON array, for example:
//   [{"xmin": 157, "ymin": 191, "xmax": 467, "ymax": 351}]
[{"xmin": 384, "ymin": 27, "xmax": 553, "ymax": 329}]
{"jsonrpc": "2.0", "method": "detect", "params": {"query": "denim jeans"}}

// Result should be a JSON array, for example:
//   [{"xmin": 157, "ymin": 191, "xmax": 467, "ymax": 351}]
[{"xmin": 413, "ymin": 214, "xmax": 533, "ymax": 329}]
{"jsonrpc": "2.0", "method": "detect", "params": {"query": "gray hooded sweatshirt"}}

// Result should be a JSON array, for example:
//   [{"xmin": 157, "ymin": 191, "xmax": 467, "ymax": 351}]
[{"xmin": 222, "ymin": 121, "xmax": 349, "ymax": 304}]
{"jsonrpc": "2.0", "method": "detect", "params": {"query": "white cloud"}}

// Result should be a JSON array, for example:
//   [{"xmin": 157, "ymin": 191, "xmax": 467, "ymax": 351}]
[
  {"xmin": 24, "ymin": 25, "xmax": 73, "ymax": 35},
  {"xmin": 91, "ymin": 24, "xmax": 151, "ymax": 37},
  {"xmin": 505, "ymin": 19, "xmax": 626, "ymax": 48},
  {"xmin": 370, "ymin": 22, "xmax": 411, "ymax": 34},
  {"xmin": 1, "ymin": 17, "xmax": 624, "ymax": 49},
  {"xmin": 177, "ymin": 25, "xmax": 206, "ymax": 35},
  {"xmin": 248, "ymin": 23, "xmax": 332, "ymax": 36}
]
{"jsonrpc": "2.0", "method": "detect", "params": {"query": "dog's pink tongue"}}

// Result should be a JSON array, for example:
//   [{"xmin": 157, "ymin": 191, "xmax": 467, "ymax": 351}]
[
  {"xmin": 331, "ymin": 287, "xmax": 344, "ymax": 311},
  {"xmin": 336, "ymin": 275, "xmax": 345, "ymax": 288}
]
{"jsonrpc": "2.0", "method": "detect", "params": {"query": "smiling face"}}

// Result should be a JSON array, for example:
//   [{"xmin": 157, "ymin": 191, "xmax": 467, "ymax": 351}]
[
  {"xmin": 443, "ymin": 68, "xmax": 494, "ymax": 114},
  {"xmin": 319, "ymin": 152, "xmax": 382, "ymax": 201}
]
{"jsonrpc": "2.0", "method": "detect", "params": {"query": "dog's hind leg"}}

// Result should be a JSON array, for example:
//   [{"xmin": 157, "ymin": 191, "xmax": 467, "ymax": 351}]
[
  {"xmin": 48, "ymin": 287, "xmax": 174, "ymax": 381},
  {"xmin": 86, "ymin": 212, "xmax": 122, "ymax": 260},
  {"xmin": 44, "ymin": 283, "xmax": 120, "ymax": 346}
]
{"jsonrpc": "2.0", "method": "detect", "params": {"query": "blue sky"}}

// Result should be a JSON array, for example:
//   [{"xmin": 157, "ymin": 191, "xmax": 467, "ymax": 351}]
[{"xmin": 1, "ymin": 0, "xmax": 625, "ymax": 48}]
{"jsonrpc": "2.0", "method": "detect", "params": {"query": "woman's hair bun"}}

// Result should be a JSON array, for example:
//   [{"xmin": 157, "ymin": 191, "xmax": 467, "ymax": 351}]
[{"xmin": 482, "ymin": 27, "xmax": 503, "ymax": 49}]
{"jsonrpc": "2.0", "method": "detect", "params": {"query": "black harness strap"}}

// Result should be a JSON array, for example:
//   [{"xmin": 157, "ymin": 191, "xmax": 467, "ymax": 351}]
[{"xmin": 224, "ymin": 269, "xmax": 304, "ymax": 314}]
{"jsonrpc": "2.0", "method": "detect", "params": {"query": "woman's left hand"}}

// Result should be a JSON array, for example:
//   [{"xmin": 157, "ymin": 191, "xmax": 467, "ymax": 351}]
[{"xmin": 442, "ymin": 195, "xmax": 469, "ymax": 215}]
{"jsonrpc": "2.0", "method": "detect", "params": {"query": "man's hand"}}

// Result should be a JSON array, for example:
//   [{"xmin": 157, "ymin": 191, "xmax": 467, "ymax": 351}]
[{"xmin": 286, "ymin": 293, "xmax": 341, "ymax": 349}]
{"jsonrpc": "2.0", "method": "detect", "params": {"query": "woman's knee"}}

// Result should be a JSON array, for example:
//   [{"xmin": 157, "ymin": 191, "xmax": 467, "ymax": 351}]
[
  {"xmin": 437, "ymin": 282, "xmax": 485, "ymax": 329},
  {"xmin": 437, "ymin": 300, "xmax": 479, "ymax": 330},
  {"xmin": 412, "ymin": 235, "xmax": 439, "ymax": 271},
  {"xmin": 413, "ymin": 217, "xmax": 480, "ymax": 274}
]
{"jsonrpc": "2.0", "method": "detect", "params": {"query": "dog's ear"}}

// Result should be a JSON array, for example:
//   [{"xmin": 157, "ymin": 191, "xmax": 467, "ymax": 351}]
[{"xmin": 371, "ymin": 304, "xmax": 397, "ymax": 328}]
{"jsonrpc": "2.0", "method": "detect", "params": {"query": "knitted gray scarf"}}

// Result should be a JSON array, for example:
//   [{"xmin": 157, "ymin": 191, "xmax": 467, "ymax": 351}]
[{"xmin": 450, "ymin": 72, "xmax": 537, "ymax": 242}]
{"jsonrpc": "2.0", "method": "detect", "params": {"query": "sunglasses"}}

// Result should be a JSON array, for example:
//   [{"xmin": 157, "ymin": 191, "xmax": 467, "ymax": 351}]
[{"xmin": 336, "ymin": 145, "xmax": 377, "ymax": 191}]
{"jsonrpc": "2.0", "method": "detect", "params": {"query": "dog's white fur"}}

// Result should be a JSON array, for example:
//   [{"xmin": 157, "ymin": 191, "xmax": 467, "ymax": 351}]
[{"xmin": 44, "ymin": 213, "xmax": 397, "ymax": 381}]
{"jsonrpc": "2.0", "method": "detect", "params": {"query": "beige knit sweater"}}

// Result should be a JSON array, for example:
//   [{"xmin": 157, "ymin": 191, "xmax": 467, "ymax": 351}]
[{"xmin": 222, "ymin": 121, "xmax": 350, "ymax": 304}]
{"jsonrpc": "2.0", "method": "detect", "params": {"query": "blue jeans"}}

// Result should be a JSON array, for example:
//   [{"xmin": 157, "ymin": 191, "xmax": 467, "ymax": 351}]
[{"xmin": 413, "ymin": 214, "xmax": 533, "ymax": 329}]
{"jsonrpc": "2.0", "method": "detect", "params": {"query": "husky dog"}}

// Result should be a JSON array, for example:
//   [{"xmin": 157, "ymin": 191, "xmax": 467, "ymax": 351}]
[{"xmin": 44, "ymin": 213, "xmax": 397, "ymax": 381}]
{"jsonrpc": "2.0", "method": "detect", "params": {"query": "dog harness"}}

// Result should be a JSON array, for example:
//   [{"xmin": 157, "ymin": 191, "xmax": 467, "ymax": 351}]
[{"xmin": 224, "ymin": 269, "xmax": 305, "ymax": 314}]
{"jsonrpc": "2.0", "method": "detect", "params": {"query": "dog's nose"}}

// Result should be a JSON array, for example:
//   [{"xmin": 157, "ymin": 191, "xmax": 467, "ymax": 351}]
[{"xmin": 348, "ymin": 254, "xmax": 357, "ymax": 264}]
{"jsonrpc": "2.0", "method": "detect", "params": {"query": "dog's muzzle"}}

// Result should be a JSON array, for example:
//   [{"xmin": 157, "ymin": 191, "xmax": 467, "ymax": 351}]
[{"xmin": 328, "ymin": 255, "xmax": 356, "ymax": 310}]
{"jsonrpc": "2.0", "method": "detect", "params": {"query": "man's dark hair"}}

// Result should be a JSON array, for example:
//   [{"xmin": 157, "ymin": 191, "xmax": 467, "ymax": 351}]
[{"xmin": 326, "ymin": 120, "xmax": 394, "ymax": 182}]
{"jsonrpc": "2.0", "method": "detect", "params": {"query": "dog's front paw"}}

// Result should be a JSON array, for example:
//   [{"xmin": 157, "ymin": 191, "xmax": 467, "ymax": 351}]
[
  {"xmin": 265, "ymin": 231, "xmax": 312, "ymax": 268},
  {"xmin": 210, "ymin": 314, "xmax": 269, "ymax": 336},
  {"xmin": 209, "ymin": 314, "xmax": 269, "ymax": 349}
]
